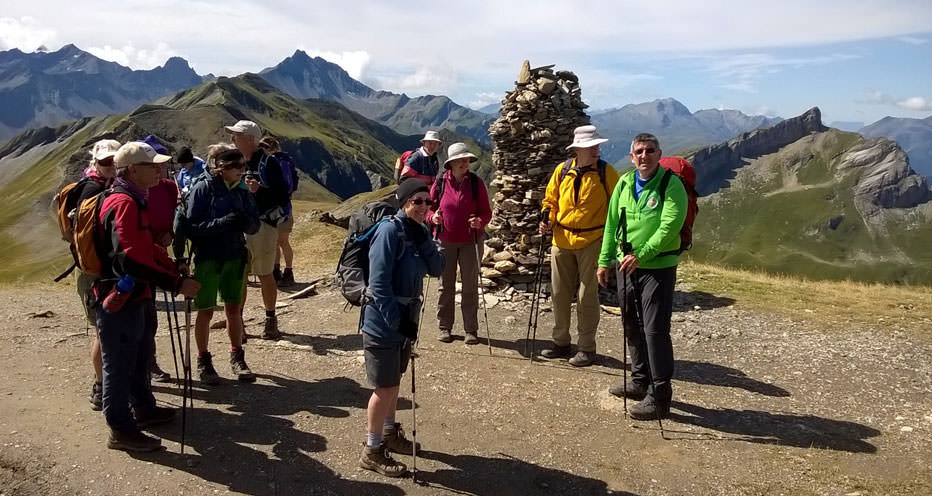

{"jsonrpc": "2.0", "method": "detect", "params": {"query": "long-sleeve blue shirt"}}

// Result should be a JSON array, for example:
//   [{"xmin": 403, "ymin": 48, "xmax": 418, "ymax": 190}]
[
  {"xmin": 361, "ymin": 210, "xmax": 444, "ymax": 342},
  {"xmin": 183, "ymin": 175, "xmax": 260, "ymax": 263}
]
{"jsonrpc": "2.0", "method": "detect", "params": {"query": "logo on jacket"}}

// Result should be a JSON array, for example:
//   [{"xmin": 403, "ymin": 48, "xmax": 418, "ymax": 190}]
[{"xmin": 647, "ymin": 195, "xmax": 659, "ymax": 209}]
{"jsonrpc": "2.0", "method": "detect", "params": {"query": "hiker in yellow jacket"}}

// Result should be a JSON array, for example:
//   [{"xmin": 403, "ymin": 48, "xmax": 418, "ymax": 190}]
[{"xmin": 538, "ymin": 125, "xmax": 619, "ymax": 367}]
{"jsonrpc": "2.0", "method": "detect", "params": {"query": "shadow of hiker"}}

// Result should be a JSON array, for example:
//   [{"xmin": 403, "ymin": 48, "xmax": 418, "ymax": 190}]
[
  {"xmin": 672, "ymin": 290, "xmax": 735, "ymax": 311},
  {"xmin": 277, "ymin": 331, "xmax": 364, "ymax": 356},
  {"xmin": 668, "ymin": 401, "xmax": 879, "ymax": 453},
  {"xmin": 132, "ymin": 406, "xmax": 403, "ymax": 496},
  {"xmin": 416, "ymin": 450, "xmax": 638, "ymax": 496},
  {"xmin": 675, "ymin": 360, "xmax": 790, "ymax": 397}
]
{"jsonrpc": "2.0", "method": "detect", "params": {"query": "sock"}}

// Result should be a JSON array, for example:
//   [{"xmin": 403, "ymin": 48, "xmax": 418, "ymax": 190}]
[
  {"xmin": 266, "ymin": 310, "xmax": 275, "ymax": 318},
  {"xmin": 366, "ymin": 432, "xmax": 383, "ymax": 447},
  {"xmin": 231, "ymin": 345, "xmax": 241, "ymax": 352},
  {"xmin": 198, "ymin": 351, "xmax": 210, "ymax": 357},
  {"xmin": 383, "ymin": 417, "xmax": 395, "ymax": 430}
]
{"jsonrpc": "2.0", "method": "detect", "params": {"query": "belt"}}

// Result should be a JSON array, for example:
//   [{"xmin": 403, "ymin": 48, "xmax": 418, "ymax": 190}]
[{"xmin": 555, "ymin": 221, "xmax": 605, "ymax": 234}]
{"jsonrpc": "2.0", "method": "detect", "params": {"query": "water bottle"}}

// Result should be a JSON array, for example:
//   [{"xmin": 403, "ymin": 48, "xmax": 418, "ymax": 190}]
[{"xmin": 102, "ymin": 274, "xmax": 135, "ymax": 313}]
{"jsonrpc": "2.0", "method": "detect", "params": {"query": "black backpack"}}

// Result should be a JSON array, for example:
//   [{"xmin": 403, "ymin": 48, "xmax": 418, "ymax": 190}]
[
  {"xmin": 334, "ymin": 201, "xmax": 405, "ymax": 306},
  {"xmin": 434, "ymin": 171, "xmax": 480, "ymax": 203},
  {"xmin": 557, "ymin": 158, "xmax": 609, "ymax": 201}
]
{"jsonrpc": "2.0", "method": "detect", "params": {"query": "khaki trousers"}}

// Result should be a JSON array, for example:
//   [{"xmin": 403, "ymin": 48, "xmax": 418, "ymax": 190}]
[
  {"xmin": 437, "ymin": 240, "xmax": 482, "ymax": 333},
  {"xmin": 550, "ymin": 238, "xmax": 601, "ymax": 352}
]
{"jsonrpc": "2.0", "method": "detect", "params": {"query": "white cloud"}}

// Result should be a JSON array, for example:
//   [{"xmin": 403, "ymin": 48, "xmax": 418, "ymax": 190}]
[
  {"xmin": 0, "ymin": 16, "xmax": 57, "ymax": 51},
  {"xmin": 897, "ymin": 36, "xmax": 929, "ymax": 45},
  {"xmin": 707, "ymin": 52, "xmax": 860, "ymax": 93},
  {"xmin": 300, "ymin": 49, "xmax": 371, "ymax": 80},
  {"xmin": 468, "ymin": 92, "xmax": 502, "ymax": 109},
  {"xmin": 86, "ymin": 42, "xmax": 177, "ymax": 69},
  {"xmin": 858, "ymin": 90, "xmax": 896, "ymax": 105},
  {"xmin": 375, "ymin": 65, "xmax": 459, "ymax": 95},
  {"xmin": 897, "ymin": 96, "xmax": 932, "ymax": 111}
]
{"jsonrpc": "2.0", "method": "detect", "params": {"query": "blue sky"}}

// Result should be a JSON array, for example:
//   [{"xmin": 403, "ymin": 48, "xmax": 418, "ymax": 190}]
[{"xmin": 2, "ymin": 0, "xmax": 930, "ymax": 125}]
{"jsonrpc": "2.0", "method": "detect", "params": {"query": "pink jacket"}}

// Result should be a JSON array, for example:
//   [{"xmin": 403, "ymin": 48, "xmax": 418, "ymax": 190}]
[{"xmin": 428, "ymin": 170, "xmax": 492, "ymax": 244}]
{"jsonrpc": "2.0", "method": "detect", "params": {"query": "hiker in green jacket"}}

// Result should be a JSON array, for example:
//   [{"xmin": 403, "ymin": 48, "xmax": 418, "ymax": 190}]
[{"xmin": 597, "ymin": 133, "xmax": 687, "ymax": 420}]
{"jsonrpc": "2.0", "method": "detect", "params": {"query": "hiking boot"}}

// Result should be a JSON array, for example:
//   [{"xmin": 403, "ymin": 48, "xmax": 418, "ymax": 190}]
[
  {"xmin": 134, "ymin": 406, "xmax": 177, "ymax": 428},
  {"xmin": 359, "ymin": 442, "xmax": 407, "ymax": 478},
  {"xmin": 609, "ymin": 380, "xmax": 648, "ymax": 400},
  {"xmin": 150, "ymin": 362, "xmax": 171, "ymax": 383},
  {"xmin": 89, "ymin": 381, "xmax": 103, "ymax": 411},
  {"xmin": 107, "ymin": 428, "xmax": 162, "ymax": 452},
  {"xmin": 279, "ymin": 268, "xmax": 295, "ymax": 287},
  {"xmin": 540, "ymin": 344, "xmax": 572, "ymax": 359},
  {"xmin": 628, "ymin": 395, "xmax": 671, "ymax": 421},
  {"xmin": 262, "ymin": 316, "xmax": 282, "ymax": 340},
  {"xmin": 437, "ymin": 330, "xmax": 453, "ymax": 343},
  {"xmin": 464, "ymin": 332, "xmax": 479, "ymax": 345},
  {"xmin": 197, "ymin": 352, "xmax": 221, "ymax": 385},
  {"xmin": 383, "ymin": 422, "xmax": 420, "ymax": 455},
  {"xmin": 230, "ymin": 348, "xmax": 257, "ymax": 382},
  {"xmin": 568, "ymin": 351, "xmax": 595, "ymax": 367},
  {"xmin": 273, "ymin": 265, "xmax": 282, "ymax": 282}
]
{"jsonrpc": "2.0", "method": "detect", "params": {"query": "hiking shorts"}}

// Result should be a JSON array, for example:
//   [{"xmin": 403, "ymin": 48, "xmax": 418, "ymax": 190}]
[
  {"xmin": 75, "ymin": 270, "xmax": 98, "ymax": 325},
  {"xmin": 278, "ymin": 215, "xmax": 294, "ymax": 234},
  {"xmin": 363, "ymin": 333, "xmax": 411, "ymax": 388},
  {"xmin": 246, "ymin": 222, "xmax": 278, "ymax": 276},
  {"xmin": 193, "ymin": 258, "xmax": 247, "ymax": 310}
]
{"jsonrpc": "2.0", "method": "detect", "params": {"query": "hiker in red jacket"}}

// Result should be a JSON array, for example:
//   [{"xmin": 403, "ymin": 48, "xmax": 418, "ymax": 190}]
[
  {"xmin": 400, "ymin": 131, "xmax": 442, "ymax": 185},
  {"xmin": 96, "ymin": 142, "xmax": 200, "ymax": 452}
]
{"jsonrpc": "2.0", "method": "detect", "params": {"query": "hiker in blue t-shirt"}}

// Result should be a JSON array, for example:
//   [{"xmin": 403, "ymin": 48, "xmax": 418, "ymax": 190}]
[{"xmin": 175, "ymin": 147, "xmax": 206, "ymax": 193}]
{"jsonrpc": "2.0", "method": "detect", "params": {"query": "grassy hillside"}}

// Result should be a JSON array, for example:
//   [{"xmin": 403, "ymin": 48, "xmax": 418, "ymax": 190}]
[{"xmin": 690, "ymin": 129, "xmax": 932, "ymax": 285}]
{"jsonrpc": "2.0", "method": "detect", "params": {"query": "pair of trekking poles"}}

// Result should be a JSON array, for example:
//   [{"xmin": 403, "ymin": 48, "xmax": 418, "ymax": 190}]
[{"xmin": 161, "ymin": 290, "xmax": 195, "ymax": 454}]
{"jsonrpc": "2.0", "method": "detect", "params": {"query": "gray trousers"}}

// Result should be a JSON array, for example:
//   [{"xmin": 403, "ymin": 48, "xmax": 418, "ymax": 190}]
[
  {"xmin": 619, "ymin": 266, "xmax": 677, "ymax": 404},
  {"xmin": 437, "ymin": 240, "xmax": 482, "ymax": 334}
]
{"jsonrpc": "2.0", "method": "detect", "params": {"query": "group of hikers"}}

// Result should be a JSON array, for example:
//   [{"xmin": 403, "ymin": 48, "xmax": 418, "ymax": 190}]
[{"xmin": 64, "ymin": 121, "xmax": 689, "ymax": 480}]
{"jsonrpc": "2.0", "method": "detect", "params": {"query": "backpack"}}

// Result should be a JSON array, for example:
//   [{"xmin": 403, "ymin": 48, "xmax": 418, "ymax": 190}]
[
  {"xmin": 557, "ymin": 158, "xmax": 610, "ymax": 201},
  {"xmin": 55, "ymin": 187, "xmax": 135, "ymax": 281},
  {"xmin": 394, "ymin": 150, "xmax": 416, "ymax": 183},
  {"xmin": 334, "ymin": 202, "xmax": 405, "ymax": 306},
  {"xmin": 274, "ymin": 151, "xmax": 299, "ymax": 195},
  {"xmin": 657, "ymin": 156, "xmax": 699, "ymax": 255},
  {"xmin": 55, "ymin": 177, "xmax": 99, "ymax": 243},
  {"xmin": 435, "ymin": 171, "xmax": 480, "ymax": 203}
]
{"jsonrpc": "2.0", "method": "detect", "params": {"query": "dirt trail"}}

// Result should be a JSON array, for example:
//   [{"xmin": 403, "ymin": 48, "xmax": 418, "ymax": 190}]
[{"xmin": 1, "ymin": 280, "xmax": 930, "ymax": 495}]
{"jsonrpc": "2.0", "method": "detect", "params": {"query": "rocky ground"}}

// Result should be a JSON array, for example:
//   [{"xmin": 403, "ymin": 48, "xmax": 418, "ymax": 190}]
[{"xmin": 1, "ymin": 277, "xmax": 930, "ymax": 495}]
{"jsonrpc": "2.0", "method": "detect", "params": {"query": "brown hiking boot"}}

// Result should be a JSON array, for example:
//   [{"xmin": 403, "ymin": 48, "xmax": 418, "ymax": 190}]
[
  {"xmin": 383, "ymin": 422, "xmax": 419, "ymax": 455},
  {"xmin": 359, "ymin": 442, "xmax": 407, "ymax": 478},
  {"xmin": 464, "ymin": 332, "xmax": 479, "ymax": 345},
  {"xmin": 107, "ymin": 428, "xmax": 162, "ymax": 452},
  {"xmin": 437, "ymin": 330, "xmax": 453, "ymax": 343},
  {"xmin": 262, "ymin": 315, "xmax": 282, "ymax": 340}
]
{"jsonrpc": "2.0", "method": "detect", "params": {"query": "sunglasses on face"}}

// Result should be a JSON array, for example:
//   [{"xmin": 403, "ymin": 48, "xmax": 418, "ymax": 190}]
[
  {"xmin": 408, "ymin": 197, "xmax": 430, "ymax": 206},
  {"xmin": 219, "ymin": 160, "xmax": 245, "ymax": 169},
  {"xmin": 633, "ymin": 148, "xmax": 657, "ymax": 156}
]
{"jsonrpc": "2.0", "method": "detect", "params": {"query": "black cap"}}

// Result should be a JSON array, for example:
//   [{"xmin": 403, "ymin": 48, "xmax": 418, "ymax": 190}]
[
  {"xmin": 176, "ymin": 147, "xmax": 194, "ymax": 164},
  {"xmin": 395, "ymin": 178, "xmax": 430, "ymax": 205}
]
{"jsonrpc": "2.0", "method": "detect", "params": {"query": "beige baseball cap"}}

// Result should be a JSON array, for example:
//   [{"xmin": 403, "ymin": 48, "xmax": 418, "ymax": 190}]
[
  {"xmin": 224, "ymin": 120, "xmax": 263, "ymax": 140},
  {"xmin": 114, "ymin": 142, "xmax": 172, "ymax": 169},
  {"xmin": 91, "ymin": 139, "xmax": 122, "ymax": 161}
]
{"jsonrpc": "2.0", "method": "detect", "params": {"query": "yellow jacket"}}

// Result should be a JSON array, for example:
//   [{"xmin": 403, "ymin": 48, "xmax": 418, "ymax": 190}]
[{"xmin": 541, "ymin": 158, "xmax": 619, "ymax": 250}]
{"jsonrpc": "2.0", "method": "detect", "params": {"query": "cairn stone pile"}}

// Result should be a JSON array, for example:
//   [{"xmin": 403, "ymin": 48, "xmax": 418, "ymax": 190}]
[{"xmin": 480, "ymin": 61, "xmax": 590, "ymax": 291}]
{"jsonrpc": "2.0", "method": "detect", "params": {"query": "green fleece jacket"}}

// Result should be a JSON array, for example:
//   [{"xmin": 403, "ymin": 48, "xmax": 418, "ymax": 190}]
[{"xmin": 598, "ymin": 168, "xmax": 688, "ymax": 269}]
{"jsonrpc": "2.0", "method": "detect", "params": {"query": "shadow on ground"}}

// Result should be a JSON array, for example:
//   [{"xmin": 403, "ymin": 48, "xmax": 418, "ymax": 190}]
[
  {"xmin": 675, "ymin": 360, "xmax": 790, "ymax": 397},
  {"xmin": 417, "ymin": 450, "xmax": 638, "ymax": 496},
  {"xmin": 668, "ymin": 401, "xmax": 879, "ymax": 453}
]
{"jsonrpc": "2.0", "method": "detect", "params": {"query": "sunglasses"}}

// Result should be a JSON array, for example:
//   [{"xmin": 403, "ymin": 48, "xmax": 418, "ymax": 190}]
[
  {"xmin": 408, "ymin": 198, "xmax": 430, "ymax": 206},
  {"xmin": 219, "ymin": 160, "xmax": 245, "ymax": 169},
  {"xmin": 633, "ymin": 148, "xmax": 657, "ymax": 156}
]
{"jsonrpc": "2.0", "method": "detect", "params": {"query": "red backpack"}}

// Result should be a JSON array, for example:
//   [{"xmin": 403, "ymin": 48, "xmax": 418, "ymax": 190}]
[
  {"xmin": 394, "ymin": 150, "xmax": 416, "ymax": 183},
  {"xmin": 657, "ymin": 156, "xmax": 698, "ymax": 255}
]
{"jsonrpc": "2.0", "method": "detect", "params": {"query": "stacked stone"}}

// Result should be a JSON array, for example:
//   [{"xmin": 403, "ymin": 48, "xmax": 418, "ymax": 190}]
[{"xmin": 481, "ymin": 60, "xmax": 590, "ymax": 291}]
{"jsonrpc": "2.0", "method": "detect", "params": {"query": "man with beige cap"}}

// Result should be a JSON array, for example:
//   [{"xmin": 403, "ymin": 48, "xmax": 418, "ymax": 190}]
[
  {"xmin": 225, "ymin": 120, "xmax": 290, "ymax": 339},
  {"xmin": 400, "ymin": 130, "xmax": 443, "ymax": 185},
  {"xmin": 538, "ymin": 125, "xmax": 619, "ymax": 367},
  {"xmin": 95, "ymin": 142, "xmax": 201, "ymax": 452}
]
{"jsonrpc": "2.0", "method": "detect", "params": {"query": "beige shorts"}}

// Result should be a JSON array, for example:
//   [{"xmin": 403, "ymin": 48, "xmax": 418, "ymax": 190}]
[
  {"xmin": 246, "ymin": 222, "xmax": 278, "ymax": 276},
  {"xmin": 278, "ymin": 215, "xmax": 294, "ymax": 234},
  {"xmin": 75, "ymin": 269, "xmax": 98, "ymax": 325}
]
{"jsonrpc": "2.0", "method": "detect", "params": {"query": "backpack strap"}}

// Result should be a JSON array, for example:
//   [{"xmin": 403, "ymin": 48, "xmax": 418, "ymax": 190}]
[
  {"xmin": 654, "ymin": 168, "xmax": 684, "ymax": 257},
  {"xmin": 468, "ymin": 171, "xmax": 479, "ymax": 201}
]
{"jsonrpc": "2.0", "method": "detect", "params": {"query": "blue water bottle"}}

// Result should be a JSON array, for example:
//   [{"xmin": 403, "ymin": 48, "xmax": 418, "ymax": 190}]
[{"xmin": 102, "ymin": 274, "xmax": 135, "ymax": 313}]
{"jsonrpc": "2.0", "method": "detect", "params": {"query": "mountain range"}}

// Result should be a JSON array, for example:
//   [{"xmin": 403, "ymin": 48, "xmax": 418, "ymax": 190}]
[
  {"xmin": 0, "ymin": 44, "xmax": 207, "ymax": 143},
  {"xmin": 859, "ymin": 115, "xmax": 932, "ymax": 179}
]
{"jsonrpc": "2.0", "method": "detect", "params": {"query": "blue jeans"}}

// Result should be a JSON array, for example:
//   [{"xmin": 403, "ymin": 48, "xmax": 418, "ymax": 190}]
[{"xmin": 96, "ymin": 298, "xmax": 157, "ymax": 431}]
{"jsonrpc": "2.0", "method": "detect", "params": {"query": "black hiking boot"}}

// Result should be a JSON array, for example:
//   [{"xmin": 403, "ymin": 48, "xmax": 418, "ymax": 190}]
[
  {"xmin": 197, "ymin": 352, "xmax": 221, "ymax": 385},
  {"xmin": 262, "ymin": 316, "xmax": 282, "ymax": 340},
  {"xmin": 134, "ymin": 406, "xmax": 177, "ymax": 428},
  {"xmin": 107, "ymin": 428, "xmax": 162, "ymax": 452},
  {"xmin": 150, "ymin": 362, "xmax": 171, "ymax": 383},
  {"xmin": 273, "ymin": 264, "xmax": 282, "ymax": 282},
  {"xmin": 89, "ymin": 381, "xmax": 103, "ymax": 411},
  {"xmin": 230, "ymin": 348, "xmax": 256, "ymax": 382},
  {"xmin": 628, "ymin": 395, "xmax": 671, "ymax": 421},
  {"xmin": 359, "ymin": 442, "xmax": 407, "ymax": 478},
  {"xmin": 279, "ymin": 268, "xmax": 295, "ymax": 287},
  {"xmin": 540, "ymin": 344, "xmax": 572, "ymax": 359},
  {"xmin": 609, "ymin": 380, "xmax": 648, "ymax": 400},
  {"xmin": 383, "ymin": 422, "xmax": 420, "ymax": 455}
]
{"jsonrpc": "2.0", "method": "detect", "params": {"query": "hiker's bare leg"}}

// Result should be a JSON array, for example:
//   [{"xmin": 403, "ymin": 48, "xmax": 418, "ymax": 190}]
[
  {"xmin": 195, "ymin": 309, "xmax": 214, "ymax": 354},
  {"xmin": 367, "ymin": 386, "xmax": 400, "ymax": 435},
  {"xmin": 259, "ymin": 274, "xmax": 277, "ymax": 310},
  {"xmin": 279, "ymin": 232, "xmax": 293, "ymax": 268},
  {"xmin": 91, "ymin": 334, "xmax": 102, "ymax": 382},
  {"xmin": 225, "ymin": 303, "xmax": 244, "ymax": 346}
]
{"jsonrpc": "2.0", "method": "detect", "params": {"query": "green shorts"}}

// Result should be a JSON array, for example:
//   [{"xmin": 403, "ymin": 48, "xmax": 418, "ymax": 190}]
[{"xmin": 193, "ymin": 259, "xmax": 247, "ymax": 310}]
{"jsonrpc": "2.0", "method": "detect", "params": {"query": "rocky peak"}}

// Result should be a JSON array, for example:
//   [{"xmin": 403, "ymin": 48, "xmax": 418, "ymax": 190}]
[{"xmin": 839, "ymin": 137, "xmax": 932, "ymax": 211}]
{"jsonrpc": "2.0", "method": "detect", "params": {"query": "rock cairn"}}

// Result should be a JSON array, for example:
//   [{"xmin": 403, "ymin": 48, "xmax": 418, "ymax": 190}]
[{"xmin": 481, "ymin": 61, "xmax": 590, "ymax": 292}]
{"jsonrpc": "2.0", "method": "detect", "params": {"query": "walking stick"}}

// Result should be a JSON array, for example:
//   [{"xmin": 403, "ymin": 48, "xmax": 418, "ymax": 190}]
[
  {"xmin": 473, "ymin": 230, "xmax": 492, "ymax": 356},
  {"xmin": 410, "ymin": 350, "xmax": 418, "ymax": 482},
  {"xmin": 526, "ymin": 208, "xmax": 549, "ymax": 360},
  {"xmin": 620, "ymin": 209, "xmax": 630, "ymax": 419},
  {"xmin": 181, "ymin": 297, "xmax": 193, "ymax": 454},
  {"xmin": 161, "ymin": 290, "xmax": 181, "ymax": 391}
]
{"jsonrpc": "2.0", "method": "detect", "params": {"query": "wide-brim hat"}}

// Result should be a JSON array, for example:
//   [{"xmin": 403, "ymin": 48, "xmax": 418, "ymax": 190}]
[
  {"xmin": 114, "ymin": 142, "xmax": 172, "ymax": 169},
  {"xmin": 224, "ymin": 120, "xmax": 263, "ymax": 140},
  {"xmin": 420, "ymin": 130, "xmax": 442, "ymax": 143},
  {"xmin": 91, "ymin": 139, "xmax": 122, "ymax": 161},
  {"xmin": 566, "ymin": 125, "xmax": 609, "ymax": 150},
  {"xmin": 443, "ymin": 142, "xmax": 478, "ymax": 168}
]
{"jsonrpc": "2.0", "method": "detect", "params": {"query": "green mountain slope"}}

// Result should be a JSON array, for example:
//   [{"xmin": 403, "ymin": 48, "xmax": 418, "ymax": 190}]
[{"xmin": 691, "ymin": 129, "xmax": 932, "ymax": 285}]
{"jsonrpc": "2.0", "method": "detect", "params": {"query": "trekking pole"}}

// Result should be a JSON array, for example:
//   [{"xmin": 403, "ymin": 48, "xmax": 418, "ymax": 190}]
[
  {"xmin": 629, "ymin": 273, "xmax": 664, "ymax": 438},
  {"xmin": 526, "ymin": 209, "xmax": 549, "ymax": 360},
  {"xmin": 416, "ymin": 276, "xmax": 430, "ymax": 350},
  {"xmin": 410, "ymin": 350, "xmax": 418, "ymax": 483},
  {"xmin": 161, "ymin": 290, "xmax": 181, "ymax": 391},
  {"xmin": 473, "ymin": 229, "xmax": 492, "ymax": 356},
  {"xmin": 620, "ymin": 209, "xmax": 630, "ymax": 419},
  {"xmin": 181, "ymin": 297, "xmax": 193, "ymax": 454}
]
